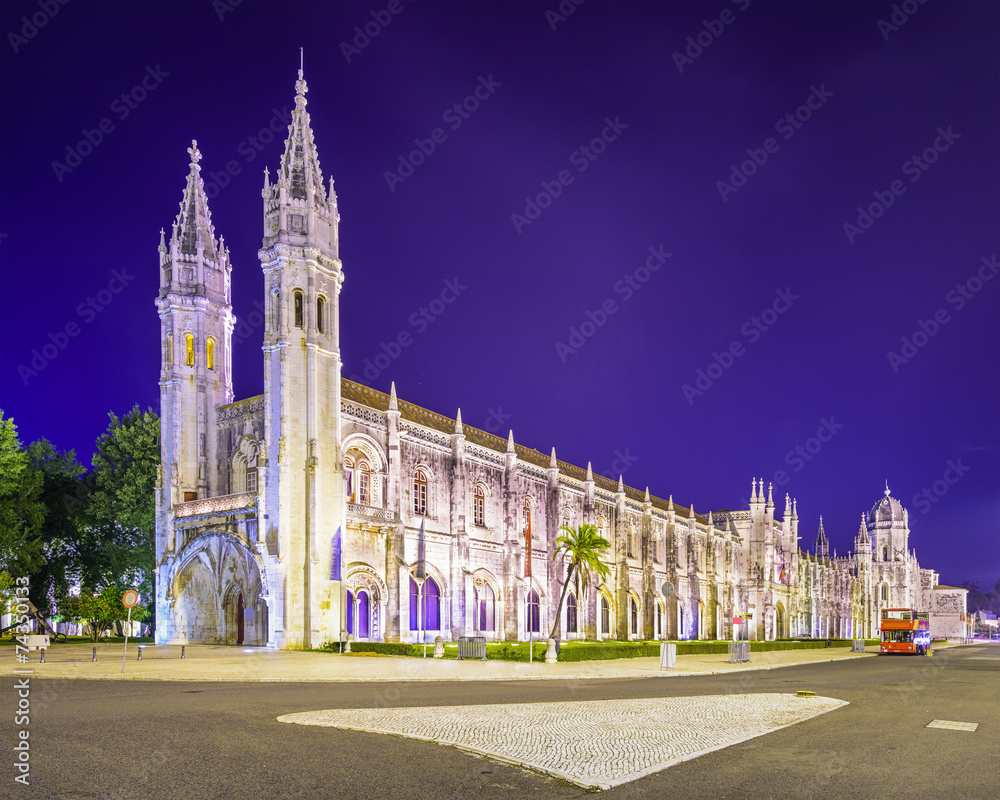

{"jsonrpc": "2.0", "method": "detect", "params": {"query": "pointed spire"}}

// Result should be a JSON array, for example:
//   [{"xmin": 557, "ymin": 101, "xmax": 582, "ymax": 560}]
[
  {"xmin": 158, "ymin": 227, "xmax": 166, "ymax": 251},
  {"xmin": 644, "ymin": 487, "xmax": 651, "ymax": 503},
  {"xmin": 617, "ymin": 475, "xmax": 624, "ymax": 493},
  {"xmin": 751, "ymin": 478, "xmax": 758, "ymax": 503},
  {"xmin": 550, "ymin": 447, "xmax": 557, "ymax": 468},
  {"xmin": 173, "ymin": 139, "xmax": 219, "ymax": 259},
  {"xmin": 278, "ymin": 68, "xmax": 327, "ymax": 206},
  {"xmin": 707, "ymin": 509, "xmax": 714, "ymax": 527},
  {"xmin": 784, "ymin": 493, "xmax": 792, "ymax": 517},
  {"xmin": 454, "ymin": 408, "xmax": 463, "ymax": 435},
  {"xmin": 667, "ymin": 495, "xmax": 674, "ymax": 512},
  {"xmin": 884, "ymin": 479, "xmax": 891, "ymax": 497},
  {"xmin": 792, "ymin": 498, "xmax": 798, "ymax": 519},
  {"xmin": 815, "ymin": 515, "xmax": 829, "ymax": 559},
  {"xmin": 766, "ymin": 482, "xmax": 774, "ymax": 508},
  {"xmin": 689, "ymin": 502, "xmax": 695, "ymax": 519},
  {"xmin": 586, "ymin": 462, "xmax": 593, "ymax": 481},
  {"xmin": 507, "ymin": 430, "xmax": 515, "ymax": 453},
  {"xmin": 388, "ymin": 381, "xmax": 398, "ymax": 411}
]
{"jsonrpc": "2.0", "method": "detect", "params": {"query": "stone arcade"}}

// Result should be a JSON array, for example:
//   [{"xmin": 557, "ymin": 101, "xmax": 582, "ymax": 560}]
[{"xmin": 153, "ymin": 71, "xmax": 961, "ymax": 648}]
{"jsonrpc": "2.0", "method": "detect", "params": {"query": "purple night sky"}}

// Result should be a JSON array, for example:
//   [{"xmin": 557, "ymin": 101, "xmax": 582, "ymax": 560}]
[{"xmin": 1, "ymin": 1, "xmax": 997, "ymax": 587}]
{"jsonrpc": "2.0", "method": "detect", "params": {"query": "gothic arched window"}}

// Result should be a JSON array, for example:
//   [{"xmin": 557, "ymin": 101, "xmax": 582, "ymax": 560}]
[
  {"xmin": 206, "ymin": 337, "xmax": 215, "ymax": 370},
  {"xmin": 630, "ymin": 597, "xmax": 638, "ymax": 635},
  {"xmin": 881, "ymin": 583, "xmax": 889, "ymax": 603},
  {"xmin": 882, "ymin": 545, "xmax": 889, "ymax": 562},
  {"xmin": 474, "ymin": 583, "xmax": 495, "ymax": 633},
  {"xmin": 566, "ymin": 593, "xmax": 578, "ymax": 634},
  {"xmin": 317, "ymin": 295, "xmax": 326, "ymax": 334},
  {"xmin": 294, "ymin": 290, "xmax": 303, "ymax": 328},
  {"xmin": 526, "ymin": 589, "xmax": 540, "ymax": 634},
  {"xmin": 601, "ymin": 594, "xmax": 611, "ymax": 636},
  {"xmin": 357, "ymin": 461, "xmax": 370, "ymax": 505},
  {"xmin": 409, "ymin": 577, "xmax": 441, "ymax": 633},
  {"xmin": 473, "ymin": 484, "xmax": 485, "ymax": 527},
  {"xmin": 413, "ymin": 468, "xmax": 428, "ymax": 516},
  {"xmin": 185, "ymin": 333, "xmax": 194, "ymax": 366}
]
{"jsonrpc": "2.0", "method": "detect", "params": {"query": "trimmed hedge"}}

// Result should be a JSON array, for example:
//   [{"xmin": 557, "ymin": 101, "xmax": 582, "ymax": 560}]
[
  {"xmin": 317, "ymin": 637, "xmax": 881, "ymax": 661},
  {"xmin": 318, "ymin": 641, "xmax": 416, "ymax": 656}
]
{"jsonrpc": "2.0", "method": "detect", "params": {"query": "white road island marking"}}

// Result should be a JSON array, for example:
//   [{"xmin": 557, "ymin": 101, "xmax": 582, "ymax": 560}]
[
  {"xmin": 926, "ymin": 719, "xmax": 979, "ymax": 732},
  {"xmin": 278, "ymin": 693, "xmax": 848, "ymax": 790}
]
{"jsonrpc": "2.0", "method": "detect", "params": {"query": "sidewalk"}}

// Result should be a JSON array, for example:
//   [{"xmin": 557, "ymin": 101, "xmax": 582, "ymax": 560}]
[{"xmin": 0, "ymin": 641, "xmax": 910, "ymax": 682}]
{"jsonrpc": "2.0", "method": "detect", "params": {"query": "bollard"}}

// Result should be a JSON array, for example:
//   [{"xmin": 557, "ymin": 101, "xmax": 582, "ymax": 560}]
[
  {"xmin": 137, "ymin": 646, "xmax": 143, "ymax": 661},
  {"xmin": 40, "ymin": 648, "xmax": 45, "ymax": 663},
  {"xmin": 93, "ymin": 647, "xmax": 97, "ymax": 662},
  {"xmin": 181, "ymin": 645, "xmax": 185, "ymax": 659},
  {"xmin": 433, "ymin": 636, "xmax": 445, "ymax": 659},
  {"xmin": 545, "ymin": 638, "xmax": 558, "ymax": 664}
]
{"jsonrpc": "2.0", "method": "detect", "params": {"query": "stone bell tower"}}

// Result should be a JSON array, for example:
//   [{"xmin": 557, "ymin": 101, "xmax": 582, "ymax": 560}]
[{"xmin": 259, "ymin": 69, "xmax": 345, "ymax": 648}]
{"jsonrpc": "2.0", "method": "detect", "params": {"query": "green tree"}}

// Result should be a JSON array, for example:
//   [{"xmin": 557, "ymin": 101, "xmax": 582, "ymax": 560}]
[
  {"xmin": 548, "ymin": 522, "xmax": 611, "ymax": 643},
  {"xmin": 87, "ymin": 406, "xmax": 159, "ymax": 602},
  {"xmin": 57, "ymin": 585, "xmax": 149, "ymax": 642},
  {"xmin": 26, "ymin": 439, "xmax": 89, "ymax": 614},
  {"xmin": 0, "ymin": 412, "xmax": 45, "ymax": 584}
]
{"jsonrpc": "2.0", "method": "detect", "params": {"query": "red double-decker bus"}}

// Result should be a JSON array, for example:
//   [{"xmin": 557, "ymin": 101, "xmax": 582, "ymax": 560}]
[{"xmin": 879, "ymin": 608, "xmax": 931, "ymax": 655}]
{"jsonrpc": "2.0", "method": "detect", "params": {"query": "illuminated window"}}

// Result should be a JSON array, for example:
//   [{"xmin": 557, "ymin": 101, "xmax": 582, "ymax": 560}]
[
  {"xmin": 167, "ymin": 333, "xmax": 173, "ymax": 364},
  {"xmin": 627, "ymin": 525, "xmax": 634, "ymax": 558},
  {"xmin": 294, "ymin": 290, "xmax": 303, "ymax": 328},
  {"xmin": 344, "ymin": 455, "xmax": 355, "ymax": 502},
  {"xmin": 473, "ymin": 485, "xmax": 485, "ymax": 527},
  {"xmin": 317, "ymin": 296, "xmax": 325, "ymax": 334},
  {"xmin": 474, "ymin": 583, "xmax": 495, "ymax": 632},
  {"xmin": 413, "ymin": 468, "xmax": 428, "ymax": 515},
  {"xmin": 526, "ymin": 589, "xmax": 540, "ymax": 634},
  {"xmin": 185, "ymin": 333, "xmax": 194, "ymax": 366},
  {"xmin": 357, "ymin": 461, "xmax": 370, "ymax": 505},
  {"xmin": 206, "ymin": 337, "xmax": 215, "ymax": 370}
]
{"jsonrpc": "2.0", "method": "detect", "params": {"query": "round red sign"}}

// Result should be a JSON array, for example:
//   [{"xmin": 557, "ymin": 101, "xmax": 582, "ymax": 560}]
[{"xmin": 122, "ymin": 590, "xmax": 139, "ymax": 608}]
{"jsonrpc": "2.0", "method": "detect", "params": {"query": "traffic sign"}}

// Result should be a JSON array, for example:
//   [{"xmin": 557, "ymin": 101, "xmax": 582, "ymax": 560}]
[{"xmin": 122, "ymin": 590, "xmax": 139, "ymax": 608}]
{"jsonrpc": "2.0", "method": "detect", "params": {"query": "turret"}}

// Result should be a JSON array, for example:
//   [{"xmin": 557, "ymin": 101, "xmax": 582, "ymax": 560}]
[{"xmin": 156, "ymin": 140, "xmax": 235, "ymax": 507}]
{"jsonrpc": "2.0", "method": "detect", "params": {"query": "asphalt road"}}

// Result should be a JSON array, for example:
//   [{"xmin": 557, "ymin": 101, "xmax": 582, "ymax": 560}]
[{"xmin": 13, "ymin": 643, "xmax": 998, "ymax": 800}]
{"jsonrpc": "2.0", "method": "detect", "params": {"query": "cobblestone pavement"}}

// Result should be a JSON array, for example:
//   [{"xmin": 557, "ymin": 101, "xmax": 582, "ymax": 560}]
[{"xmin": 278, "ymin": 692, "xmax": 848, "ymax": 789}]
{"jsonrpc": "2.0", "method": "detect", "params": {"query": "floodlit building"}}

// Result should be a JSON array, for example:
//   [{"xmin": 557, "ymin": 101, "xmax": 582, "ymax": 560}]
[{"xmin": 153, "ymin": 71, "xmax": 962, "ymax": 648}]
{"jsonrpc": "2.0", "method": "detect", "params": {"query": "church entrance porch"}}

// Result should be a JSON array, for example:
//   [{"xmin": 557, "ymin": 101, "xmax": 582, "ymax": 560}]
[{"xmin": 165, "ymin": 531, "xmax": 269, "ymax": 646}]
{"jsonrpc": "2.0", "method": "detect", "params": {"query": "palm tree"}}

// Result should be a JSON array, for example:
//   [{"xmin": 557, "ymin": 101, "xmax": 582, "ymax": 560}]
[{"xmin": 548, "ymin": 522, "xmax": 611, "ymax": 643}]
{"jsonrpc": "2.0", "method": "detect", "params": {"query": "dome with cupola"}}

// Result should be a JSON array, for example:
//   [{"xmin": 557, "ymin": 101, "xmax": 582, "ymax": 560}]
[{"xmin": 867, "ymin": 483, "xmax": 906, "ymax": 529}]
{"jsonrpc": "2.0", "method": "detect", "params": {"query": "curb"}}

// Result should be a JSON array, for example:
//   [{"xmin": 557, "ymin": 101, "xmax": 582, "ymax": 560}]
[{"xmin": 3, "ymin": 651, "xmax": 878, "ymax": 683}]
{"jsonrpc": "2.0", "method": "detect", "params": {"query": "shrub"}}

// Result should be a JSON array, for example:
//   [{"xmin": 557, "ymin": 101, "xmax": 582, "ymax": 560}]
[{"xmin": 318, "ymin": 641, "xmax": 415, "ymax": 656}]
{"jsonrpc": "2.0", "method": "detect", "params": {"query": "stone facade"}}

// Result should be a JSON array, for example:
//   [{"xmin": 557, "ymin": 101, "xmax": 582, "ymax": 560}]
[{"xmin": 153, "ymin": 71, "xmax": 962, "ymax": 648}]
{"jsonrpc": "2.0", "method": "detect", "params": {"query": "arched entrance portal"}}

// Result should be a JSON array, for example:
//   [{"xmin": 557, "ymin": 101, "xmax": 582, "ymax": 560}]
[{"xmin": 171, "ymin": 532, "xmax": 268, "ymax": 645}]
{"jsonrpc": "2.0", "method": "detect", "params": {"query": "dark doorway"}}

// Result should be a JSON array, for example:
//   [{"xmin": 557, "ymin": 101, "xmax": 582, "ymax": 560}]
[{"xmin": 237, "ymin": 593, "xmax": 245, "ymax": 645}]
